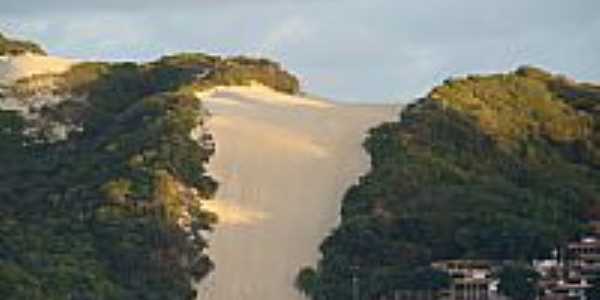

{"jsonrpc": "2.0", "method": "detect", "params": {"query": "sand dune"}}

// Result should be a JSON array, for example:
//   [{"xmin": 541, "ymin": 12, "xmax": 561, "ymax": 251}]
[
  {"xmin": 0, "ymin": 54, "xmax": 74, "ymax": 84},
  {"xmin": 196, "ymin": 84, "xmax": 400, "ymax": 300}
]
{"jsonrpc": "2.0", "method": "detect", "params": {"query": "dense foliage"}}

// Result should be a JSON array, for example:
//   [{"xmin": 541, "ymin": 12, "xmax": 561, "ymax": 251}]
[
  {"xmin": 152, "ymin": 53, "xmax": 300, "ymax": 95},
  {"xmin": 301, "ymin": 67, "xmax": 600, "ymax": 299},
  {"xmin": 0, "ymin": 48, "xmax": 300, "ymax": 299},
  {"xmin": 497, "ymin": 265, "xmax": 540, "ymax": 300},
  {"xmin": 0, "ymin": 33, "xmax": 46, "ymax": 56},
  {"xmin": 587, "ymin": 276, "xmax": 600, "ymax": 299}
]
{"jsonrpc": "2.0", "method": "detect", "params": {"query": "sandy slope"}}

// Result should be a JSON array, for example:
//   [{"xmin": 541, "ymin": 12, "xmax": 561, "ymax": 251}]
[
  {"xmin": 196, "ymin": 84, "xmax": 400, "ymax": 300},
  {"xmin": 0, "ymin": 54, "xmax": 74, "ymax": 84}
]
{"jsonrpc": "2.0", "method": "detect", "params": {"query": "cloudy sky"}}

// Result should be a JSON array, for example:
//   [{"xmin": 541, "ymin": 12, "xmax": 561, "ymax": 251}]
[{"xmin": 1, "ymin": 0, "xmax": 599, "ymax": 103}]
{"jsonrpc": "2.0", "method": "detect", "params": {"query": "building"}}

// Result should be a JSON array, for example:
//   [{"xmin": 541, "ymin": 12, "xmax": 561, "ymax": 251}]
[
  {"xmin": 378, "ymin": 290, "xmax": 437, "ymax": 300},
  {"xmin": 431, "ymin": 260, "xmax": 505, "ymax": 300},
  {"xmin": 538, "ymin": 277, "xmax": 591, "ymax": 300},
  {"xmin": 383, "ymin": 234, "xmax": 600, "ymax": 300},
  {"xmin": 533, "ymin": 238, "xmax": 599, "ymax": 300},
  {"xmin": 567, "ymin": 237, "xmax": 600, "ymax": 281}
]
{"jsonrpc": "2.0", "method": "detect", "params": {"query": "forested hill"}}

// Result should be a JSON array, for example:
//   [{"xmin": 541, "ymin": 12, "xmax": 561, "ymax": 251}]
[
  {"xmin": 299, "ymin": 67, "xmax": 600, "ymax": 299},
  {"xmin": 0, "ymin": 33, "xmax": 46, "ymax": 56},
  {"xmin": 0, "ymin": 35, "xmax": 299, "ymax": 299}
]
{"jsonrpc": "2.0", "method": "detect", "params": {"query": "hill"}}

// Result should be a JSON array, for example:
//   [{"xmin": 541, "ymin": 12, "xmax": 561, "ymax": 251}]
[
  {"xmin": 299, "ymin": 67, "xmax": 600, "ymax": 299},
  {"xmin": 0, "ymin": 33, "xmax": 46, "ymax": 56},
  {"xmin": 195, "ymin": 83, "xmax": 399, "ymax": 300},
  {"xmin": 0, "ymin": 54, "xmax": 74, "ymax": 85},
  {"xmin": 0, "ymin": 38, "xmax": 300, "ymax": 299}
]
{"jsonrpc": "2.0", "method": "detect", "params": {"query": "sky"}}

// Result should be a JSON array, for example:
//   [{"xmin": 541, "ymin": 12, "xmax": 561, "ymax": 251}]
[{"xmin": 1, "ymin": 0, "xmax": 599, "ymax": 103}]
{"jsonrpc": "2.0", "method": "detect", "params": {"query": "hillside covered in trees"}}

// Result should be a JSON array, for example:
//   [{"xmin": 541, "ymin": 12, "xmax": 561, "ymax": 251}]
[
  {"xmin": 0, "ymin": 33, "xmax": 46, "ymax": 56},
  {"xmin": 0, "ymin": 34, "xmax": 300, "ymax": 299},
  {"xmin": 298, "ymin": 67, "xmax": 600, "ymax": 299}
]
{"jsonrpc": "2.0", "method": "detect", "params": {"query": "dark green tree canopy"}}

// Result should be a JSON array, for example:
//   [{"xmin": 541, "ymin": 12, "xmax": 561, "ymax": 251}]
[
  {"xmin": 303, "ymin": 67, "xmax": 600, "ymax": 299},
  {"xmin": 0, "ymin": 35, "xmax": 301, "ymax": 299}
]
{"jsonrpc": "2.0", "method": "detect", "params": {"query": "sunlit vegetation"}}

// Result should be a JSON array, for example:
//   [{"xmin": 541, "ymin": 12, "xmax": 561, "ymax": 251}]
[
  {"xmin": 0, "ymin": 33, "xmax": 46, "ymax": 56},
  {"xmin": 0, "ymin": 44, "xmax": 300, "ymax": 299},
  {"xmin": 300, "ymin": 67, "xmax": 600, "ymax": 300}
]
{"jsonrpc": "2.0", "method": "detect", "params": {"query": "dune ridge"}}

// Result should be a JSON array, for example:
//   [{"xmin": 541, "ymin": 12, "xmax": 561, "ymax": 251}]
[
  {"xmin": 0, "ymin": 54, "xmax": 74, "ymax": 84},
  {"xmin": 196, "ymin": 85, "xmax": 399, "ymax": 300}
]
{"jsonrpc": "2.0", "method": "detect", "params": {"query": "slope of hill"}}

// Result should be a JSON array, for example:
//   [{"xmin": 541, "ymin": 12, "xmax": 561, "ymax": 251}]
[
  {"xmin": 6, "ymin": 32, "xmax": 599, "ymax": 300},
  {"xmin": 0, "ymin": 33, "xmax": 46, "ymax": 56},
  {"xmin": 195, "ymin": 83, "xmax": 399, "ymax": 300},
  {"xmin": 0, "ymin": 54, "xmax": 74, "ymax": 85},
  {"xmin": 0, "ymin": 38, "xmax": 302, "ymax": 299},
  {"xmin": 300, "ymin": 67, "xmax": 600, "ymax": 300}
]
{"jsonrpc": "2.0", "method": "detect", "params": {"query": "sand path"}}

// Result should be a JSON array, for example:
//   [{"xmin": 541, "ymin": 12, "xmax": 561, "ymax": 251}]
[
  {"xmin": 0, "ymin": 53, "xmax": 396, "ymax": 300},
  {"xmin": 196, "ymin": 84, "xmax": 399, "ymax": 300},
  {"xmin": 0, "ymin": 54, "xmax": 74, "ymax": 84}
]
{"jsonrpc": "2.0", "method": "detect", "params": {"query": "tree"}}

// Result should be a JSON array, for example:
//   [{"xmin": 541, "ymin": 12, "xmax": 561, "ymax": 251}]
[
  {"xmin": 497, "ymin": 265, "xmax": 540, "ymax": 300},
  {"xmin": 295, "ymin": 267, "xmax": 320, "ymax": 298},
  {"xmin": 587, "ymin": 276, "xmax": 600, "ymax": 300}
]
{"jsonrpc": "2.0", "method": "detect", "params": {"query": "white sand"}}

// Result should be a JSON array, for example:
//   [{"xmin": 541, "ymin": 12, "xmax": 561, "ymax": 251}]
[
  {"xmin": 0, "ymin": 53, "xmax": 398, "ymax": 299},
  {"xmin": 196, "ymin": 84, "xmax": 400, "ymax": 300},
  {"xmin": 0, "ymin": 54, "xmax": 74, "ymax": 84}
]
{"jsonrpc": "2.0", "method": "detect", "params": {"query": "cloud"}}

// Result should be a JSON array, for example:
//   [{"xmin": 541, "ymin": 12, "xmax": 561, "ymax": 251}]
[
  {"xmin": 0, "ymin": 1, "xmax": 222, "ymax": 14},
  {"xmin": 258, "ymin": 16, "xmax": 314, "ymax": 57},
  {"xmin": 1, "ymin": 0, "xmax": 599, "ymax": 102},
  {"xmin": 0, "ymin": 0, "xmax": 330, "ymax": 15}
]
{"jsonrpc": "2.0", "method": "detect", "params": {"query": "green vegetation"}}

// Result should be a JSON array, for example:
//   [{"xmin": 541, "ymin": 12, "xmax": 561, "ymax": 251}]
[
  {"xmin": 163, "ymin": 53, "xmax": 301, "ymax": 94},
  {"xmin": 587, "ymin": 277, "xmax": 600, "ymax": 300},
  {"xmin": 0, "ymin": 32, "xmax": 46, "ymax": 56},
  {"xmin": 301, "ymin": 67, "xmax": 600, "ymax": 299},
  {"xmin": 296, "ymin": 267, "xmax": 320, "ymax": 297},
  {"xmin": 497, "ymin": 265, "xmax": 540, "ymax": 300},
  {"xmin": 1, "ymin": 46, "xmax": 300, "ymax": 299}
]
